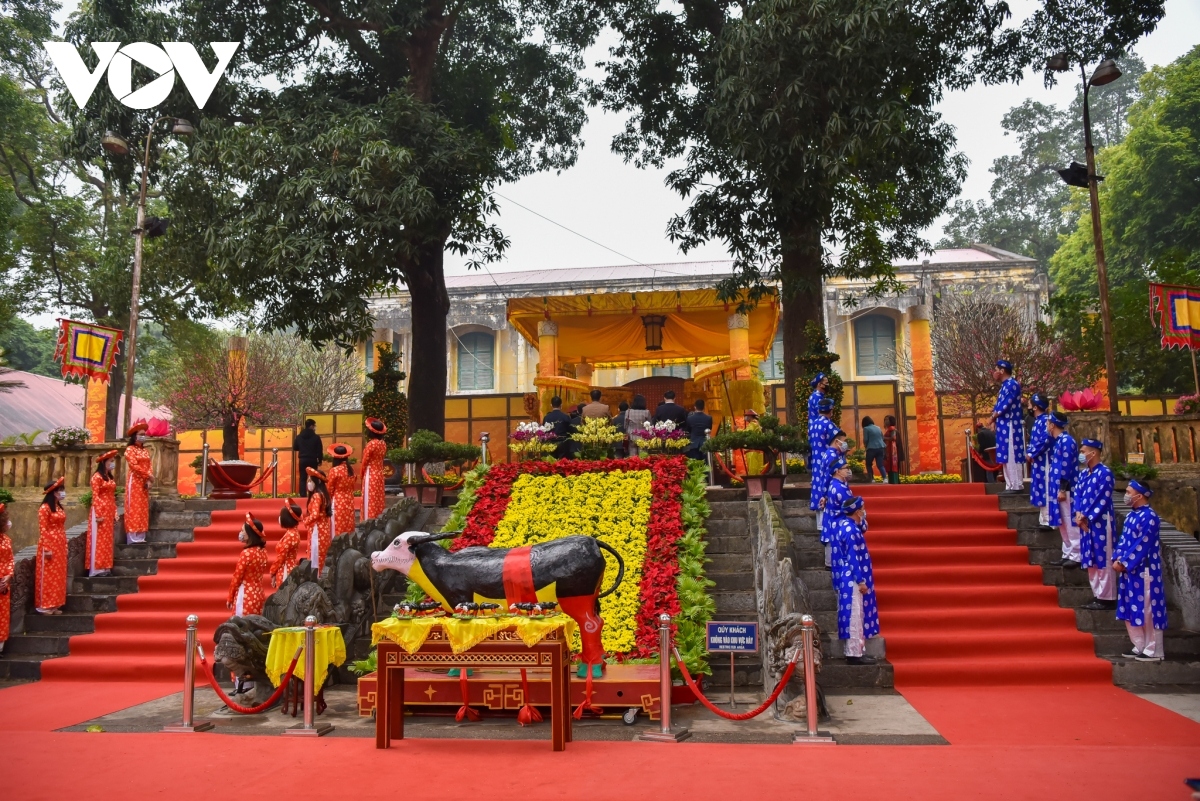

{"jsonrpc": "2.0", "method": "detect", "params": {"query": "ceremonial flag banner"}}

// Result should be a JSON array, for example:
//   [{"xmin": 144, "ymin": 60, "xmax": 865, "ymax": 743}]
[
  {"xmin": 54, "ymin": 318, "xmax": 124, "ymax": 383},
  {"xmin": 1149, "ymin": 283, "xmax": 1200, "ymax": 349}
]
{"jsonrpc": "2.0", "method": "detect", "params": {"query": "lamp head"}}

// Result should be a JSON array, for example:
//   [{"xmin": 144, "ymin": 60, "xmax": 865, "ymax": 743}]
[
  {"xmin": 171, "ymin": 118, "xmax": 195, "ymax": 136},
  {"xmin": 1089, "ymin": 59, "xmax": 1122, "ymax": 87},
  {"xmin": 101, "ymin": 132, "xmax": 130, "ymax": 156},
  {"xmin": 1046, "ymin": 52, "xmax": 1071, "ymax": 72}
]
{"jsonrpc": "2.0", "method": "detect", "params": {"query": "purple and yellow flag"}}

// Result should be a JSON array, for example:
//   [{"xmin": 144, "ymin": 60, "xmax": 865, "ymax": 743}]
[
  {"xmin": 54, "ymin": 318, "xmax": 124, "ymax": 383},
  {"xmin": 1149, "ymin": 283, "xmax": 1200, "ymax": 350}
]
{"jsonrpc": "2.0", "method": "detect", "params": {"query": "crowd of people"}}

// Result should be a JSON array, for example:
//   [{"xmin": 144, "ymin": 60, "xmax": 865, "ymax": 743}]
[{"xmin": 542, "ymin": 389, "xmax": 714, "ymax": 459}]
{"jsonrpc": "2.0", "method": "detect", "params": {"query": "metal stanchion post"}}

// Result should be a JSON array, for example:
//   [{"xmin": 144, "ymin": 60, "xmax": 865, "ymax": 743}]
[
  {"xmin": 793, "ymin": 614, "xmax": 835, "ymax": 744},
  {"xmin": 163, "ymin": 614, "xmax": 214, "ymax": 732},
  {"xmin": 965, "ymin": 430, "xmax": 974, "ymax": 484},
  {"xmin": 284, "ymin": 615, "xmax": 333, "ymax": 736},
  {"xmin": 638, "ymin": 613, "xmax": 690, "ymax": 742},
  {"xmin": 480, "ymin": 433, "xmax": 490, "ymax": 467},
  {"xmin": 271, "ymin": 448, "xmax": 279, "ymax": 497},
  {"xmin": 200, "ymin": 443, "xmax": 209, "ymax": 498},
  {"xmin": 705, "ymin": 429, "xmax": 720, "ymax": 490}
]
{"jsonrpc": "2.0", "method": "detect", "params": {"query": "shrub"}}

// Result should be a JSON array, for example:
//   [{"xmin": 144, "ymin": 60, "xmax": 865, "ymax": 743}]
[
  {"xmin": 1174, "ymin": 394, "xmax": 1200, "ymax": 415},
  {"xmin": 899, "ymin": 473, "xmax": 964, "ymax": 484},
  {"xmin": 1113, "ymin": 462, "xmax": 1158, "ymax": 481}
]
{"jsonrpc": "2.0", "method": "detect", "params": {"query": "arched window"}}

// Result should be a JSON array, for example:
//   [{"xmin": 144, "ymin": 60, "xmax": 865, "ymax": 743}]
[
  {"xmin": 854, "ymin": 315, "xmax": 896, "ymax": 377},
  {"xmin": 457, "ymin": 331, "xmax": 495, "ymax": 391}
]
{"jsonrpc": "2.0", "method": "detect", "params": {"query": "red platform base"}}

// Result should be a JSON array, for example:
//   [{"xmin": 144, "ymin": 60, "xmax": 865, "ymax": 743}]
[{"xmin": 357, "ymin": 664, "xmax": 699, "ymax": 721}]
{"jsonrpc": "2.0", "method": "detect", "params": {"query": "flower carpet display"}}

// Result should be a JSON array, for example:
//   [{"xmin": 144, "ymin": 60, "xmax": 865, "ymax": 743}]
[{"xmin": 446, "ymin": 455, "xmax": 715, "ymax": 673}]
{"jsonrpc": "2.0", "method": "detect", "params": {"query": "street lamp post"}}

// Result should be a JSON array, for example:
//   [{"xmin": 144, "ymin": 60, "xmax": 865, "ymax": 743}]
[
  {"xmin": 102, "ymin": 117, "xmax": 193, "ymax": 435},
  {"xmin": 1049, "ymin": 54, "xmax": 1122, "ymax": 415}
]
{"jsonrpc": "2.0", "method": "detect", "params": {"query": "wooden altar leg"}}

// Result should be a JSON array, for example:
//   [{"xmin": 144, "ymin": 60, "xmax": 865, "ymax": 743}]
[
  {"xmin": 390, "ymin": 666, "xmax": 405, "ymax": 742},
  {"xmin": 562, "ymin": 645, "xmax": 573, "ymax": 743},
  {"xmin": 375, "ymin": 662, "xmax": 389, "ymax": 749},
  {"xmin": 549, "ymin": 651, "xmax": 564, "ymax": 752}
]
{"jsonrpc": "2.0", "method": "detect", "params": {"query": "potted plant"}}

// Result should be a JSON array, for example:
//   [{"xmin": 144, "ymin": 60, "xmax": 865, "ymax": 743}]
[
  {"xmin": 704, "ymin": 415, "xmax": 804, "ymax": 498},
  {"xmin": 632, "ymin": 420, "xmax": 690, "ymax": 456},
  {"xmin": 569, "ymin": 417, "xmax": 626, "ymax": 460},
  {"xmin": 508, "ymin": 421, "xmax": 558, "ymax": 462},
  {"xmin": 388, "ymin": 430, "xmax": 481, "ymax": 506},
  {"xmin": 48, "ymin": 426, "xmax": 91, "ymax": 449}
]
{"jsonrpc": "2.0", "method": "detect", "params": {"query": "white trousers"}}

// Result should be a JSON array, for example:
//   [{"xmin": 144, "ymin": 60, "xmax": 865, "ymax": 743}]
[
  {"xmin": 1002, "ymin": 460, "xmax": 1023, "ymax": 491},
  {"xmin": 1088, "ymin": 518, "xmax": 1117, "ymax": 600},
  {"xmin": 1039, "ymin": 465, "xmax": 1052, "ymax": 526},
  {"xmin": 1126, "ymin": 569, "xmax": 1164, "ymax": 657},
  {"xmin": 1059, "ymin": 500, "xmax": 1081, "ymax": 561},
  {"xmin": 844, "ymin": 590, "xmax": 865, "ymax": 657},
  {"xmin": 824, "ymin": 544, "xmax": 832, "ymax": 568},
  {"xmin": 234, "ymin": 584, "xmax": 246, "ymax": 617},
  {"xmin": 310, "ymin": 525, "xmax": 321, "ymax": 573}
]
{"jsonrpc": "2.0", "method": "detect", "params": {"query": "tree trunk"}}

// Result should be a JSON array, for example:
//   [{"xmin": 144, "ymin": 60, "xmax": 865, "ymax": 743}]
[
  {"xmin": 780, "ymin": 220, "xmax": 826, "ymax": 417},
  {"xmin": 105, "ymin": 347, "xmax": 125, "ymax": 442},
  {"xmin": 222, "ymin": 412, "xmax": 240, "ymax": 461},
  {"xmin": 406, "ymin": 240, "xmax": 450, "ymax": 438}
]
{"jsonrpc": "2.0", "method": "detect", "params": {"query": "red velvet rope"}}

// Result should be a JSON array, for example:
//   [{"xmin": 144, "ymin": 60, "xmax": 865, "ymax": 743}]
[
  {"xmin": 967, "ymin": 447, "xmax": 1004, "ymax": 472},
  {"xmin": 197, "ymin": 646, "xmax": 301, "ymax": 714},
  {"xmin": 671, "ymin": 646, "xmax": 800, "ymax": 721},
  {"xmin": 207, "ymin": 460, "xmax": 279, "ymax": 492},
  {"xmin": 421, "ymin": 467, "xmax": 465, "ymax": 491},
  {"xmin": 713, "ymin": 452, "xmax": 741, "ymax": 481}
]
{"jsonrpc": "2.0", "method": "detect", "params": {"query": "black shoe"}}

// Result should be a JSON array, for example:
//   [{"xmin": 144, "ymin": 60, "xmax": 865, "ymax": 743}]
[
  {"xmin": 1062, "ymin": 560, "xmax": 1082, "ymax": 570},
  {"xmin": 845, "ymin": 655, "xmax": 878, "ymax": 665},
  {"xmin": 1081, "ymin": 599, "xmax": 1117, "ymax": 611},
  {"xmin": 1120, "ymin": 650, "xmax": 1141, "ymax": 659}
]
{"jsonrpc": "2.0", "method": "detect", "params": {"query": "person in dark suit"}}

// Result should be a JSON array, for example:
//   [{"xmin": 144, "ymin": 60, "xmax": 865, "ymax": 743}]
[
  {"xmin": 543, "ymin": 396, "xmax": 574, "ymax": 458},
  {"xmin": 654, "ymin": 390, "xmax": 689, "ymax": 427},
  {"xmin": 685, "ymin": 399, "xmax": 713, "ymax": 460},
  {"xmin": 975, "ymin": 423, "xmax": 998, "ymax": 483},
  {"xmin": 611, "ymin": 401, "xmax": 630, "ymax": 458},
  {"xmin": 293, "ymin": 419, "xmax": 323, "ymax": 492}
]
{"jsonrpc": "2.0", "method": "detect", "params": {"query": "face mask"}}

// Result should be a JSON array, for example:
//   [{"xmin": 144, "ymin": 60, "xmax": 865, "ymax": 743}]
[
  {"xmin": 1123, "ymin": 493, "xmax": 1135, "ymax": 505},
  {"xmin": 307, "ymin": 481, "xmax": 315, "ymax": 492},
  {"xmin": 239, "ymin": 531, "xmax": 248, "ymax": 543},
  {"xmin": 1078, "ymin": 453, "xmax": 1087, "ymax": 465},
  {"xmin": 55, "ymin": 490, "xmax": 66, "ymax": 501},
  {"xmin": 106, "ymin": 460, "xmax": 115, "ymax": 471},
  {"xmin": 837, "ymin": 440, "xmax": 849, "ymax": 452}
]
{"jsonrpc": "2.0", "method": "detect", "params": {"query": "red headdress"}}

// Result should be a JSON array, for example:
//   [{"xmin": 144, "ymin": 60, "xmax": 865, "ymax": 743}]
[
  {"xmin": 97, "ymin": 448, "xmax": 120, "ymax": 463},
  {"xmin": 44, "ymin": 476, "xmax": 65, "ymax": 494},
  {"xmin": 126, "ymin": 421, "xmax": 149, "ymax": 437},
  {"xmin": 365, "ymin": 418, "xmax": 387, "ymax": 435},
  {"xmin": 305, "ymin": 466, "xmax": 328, "ymax": 483},
  {"xmin": 327, "ymin": 443, "xmax": 353, "ymax": 459}
]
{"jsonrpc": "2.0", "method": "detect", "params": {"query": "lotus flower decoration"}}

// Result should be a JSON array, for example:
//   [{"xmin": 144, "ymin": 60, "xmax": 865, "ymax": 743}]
[{"xmin": 1058, "ymin": 388, "xmax": 1103, "ymax": 411}]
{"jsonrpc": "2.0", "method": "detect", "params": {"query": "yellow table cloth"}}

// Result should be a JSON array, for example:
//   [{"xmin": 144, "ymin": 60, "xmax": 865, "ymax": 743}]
[
  {"xmin": 371, "ymin": 615, "xmax": 579, "ymax": 655},
  {"xmin": 265, "ymin": 626, "xmax": 347, "ymax": 688}
]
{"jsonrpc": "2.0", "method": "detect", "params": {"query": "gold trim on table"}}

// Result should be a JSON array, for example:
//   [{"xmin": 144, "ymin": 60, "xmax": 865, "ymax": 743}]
[{"xmin": 371, "ymin": 615, "xmax": 579, "ymax": 655}]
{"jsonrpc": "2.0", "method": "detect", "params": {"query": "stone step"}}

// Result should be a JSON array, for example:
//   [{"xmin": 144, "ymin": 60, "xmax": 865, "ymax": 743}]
[
  {"xmin": 1111, "ymin": 656, "xmax": 1200, "ymax": 687},
  {"xmin": 1015, "ymin": 528, "xmax": 1068, "ymax": 548},
  {"xmin": 1092, "ymin": 631, "xmax": 1200, "ymax": 657},
  {"xmin": 22, "ymin": 612, "xmax": 96, "ymax": 634},
  {"xmin": 712, "ymin": 591, "xmax": 755, "ymax": 616},
  {"xmin": 707, "ymin": 653, "xmax": 764, "ymax": 687},
  {"xmin": 115, "ymin": 542, "xmax": 176, "ymax": 560},
  {"xmin": 0, "ymin": 633, "xmax": 70, "ymax": 657},
  {"xmin": 709, "ymin": 571, "xmax": 754, "ymax": 592},
  {"xmin": 706, "ymin": 554, "xmax": 753, "ymax": 573},
  {"xmin": 65, "ymin": 593, "xmax": 120, "ymax": 614},
  {"xmin": 151, "ymin": 510, "xmax": 209, "ymax": 528},
  {"xmin": 707, "ymin": 502, "xmax": 749, "ymax": 520},
  {"xmin": 783, "ymin": 515, "xmax": 817, "ymax": 534},
  {"xmin": 1072, "ymin": 608, "xmax": 1186, "ymax": 632},
  {"xmin": 705, "ymin": 488, "xmax": 747, "ymax": 503},
  {"xmin": 145, "ymin": 528, "xmax": 196, "ymax": 544},
  {"xmin": 781, "ymin": 486, "xmax": 811, "ymax": 502},
  {"xmin": 1043, "ymin": 566, "xmax": 1092, "ymax": 588},
  {"xmin": 111, "ymin": 558, "xmax": 158, "ymax": 576},
  {"xmin": 182, "ymin": 499, "xmax": 237, "ymax": 512},
  {"xmin": 1057, "ymin": 585, "xmax": 1100, "ymax": 607},
  {"xmin": 817, "ymin": 660, "xmax": 895, "ymax": 690},
  {"xmin": 705, "ymin": 518, "xmax": 749, "ymax": 538},
  {"xmin": 0, "ymin": 653, "xmax": 55, "ymax": 680},
  {"xmin": 703, "ymin": 535, "xmax": 750, "ymax": 555},
  {"xmin": 71, "ymin": 575, "xmax": 140, "ymax": 595},
  {"xmin": 782, "ymin": 500, "xmax": 813, "ymax": 516}
]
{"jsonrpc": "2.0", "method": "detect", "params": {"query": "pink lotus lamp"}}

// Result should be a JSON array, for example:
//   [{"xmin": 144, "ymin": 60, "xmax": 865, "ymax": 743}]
[{"xmin": 1059, "ymin": 388, "xmax": 1103, "ymax": 411}]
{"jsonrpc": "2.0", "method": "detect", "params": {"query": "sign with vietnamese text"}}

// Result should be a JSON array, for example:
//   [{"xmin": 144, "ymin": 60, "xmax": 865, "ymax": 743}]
[{"xmin": 706, "ymin": 621, "xmax": 758, "ymax": 653}]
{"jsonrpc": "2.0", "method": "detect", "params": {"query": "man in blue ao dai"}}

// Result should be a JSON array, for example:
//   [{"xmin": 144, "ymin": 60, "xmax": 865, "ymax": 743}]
[
  {"xmin": 1073, "ymin": 438, "xmax": 1117, "ymax": 610},
  {"xmin": 1025, "ymin": 394, "xmax": 1053, "ymax": 527},
  {"xmin": 831, "ymin": 495, "xmax": 879, "ymax": 664},
  {"xmin": 1046, "ymin": 412, "xmax": 1081, "ymax": 567},
  {"xmin": 988, "ymin": 359, "xmax": 1025, "ymax": 493},
  {"xmin": 1112, "ymin": 480, "xmax": 1168, "ymax": 662}
]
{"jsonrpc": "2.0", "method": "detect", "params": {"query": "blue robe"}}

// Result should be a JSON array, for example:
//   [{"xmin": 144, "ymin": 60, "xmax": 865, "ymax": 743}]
[
  {"xmin": 1113, "ymin": 505, "xmax": 1168, "ymax": 630},
  {"xmin": 1047, "ymin": 433, "xmax": 1078, "ymax": 528},
  {"xmin": 1072, "ymin": 462, "xmax": 1115, "ymax": 569},
  {"xmin": 807, "ymin": 388, "xmax": 825, "ymax": 454},
  {"xmin": 992, "ymin": 377, "xmax": 1024, "ymax": 463},
  {"xmin": 821, "ymin": 477, "xmax": 852, "ymax": 545},
  {"xmin": 830, "ymin": 516, "xmax": 880, "ymax": 640},
  {"xmin": 808, "ymin": 445, "xmax": 839, "ymax": 512},
  {"xmin": 807, "ymin": 419, "xmax": 839, "ymax": 511},
  {"xmin": 1026, "ymin": 413, "xmax": 1052, "ymax": 508}
]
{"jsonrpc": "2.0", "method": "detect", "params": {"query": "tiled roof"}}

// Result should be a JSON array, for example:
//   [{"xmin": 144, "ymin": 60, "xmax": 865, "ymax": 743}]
[{"xmin": 0, "ymin": 370, "xmax": 168, "ymax": 443}]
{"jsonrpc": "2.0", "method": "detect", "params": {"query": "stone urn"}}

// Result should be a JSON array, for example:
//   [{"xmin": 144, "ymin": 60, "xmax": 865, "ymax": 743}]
[{"xmin": 207, "ymin": 459, "xmax": 260, "ymax": 500}]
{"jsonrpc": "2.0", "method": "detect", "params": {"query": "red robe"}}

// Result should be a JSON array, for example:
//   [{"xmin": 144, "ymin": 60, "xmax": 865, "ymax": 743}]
[
  {"xmin": 361, "ymin": 439, "xmax": 388, "ymax": 521},
  {"xmin": 271, "ymin": 526, "xmax": 302, "ymax": 585},
  {"xmin": 0, "ymin": 532, "xmax": 13, "ymax": 642},
  {"xmin": 228, "ymin": 546, "xmax": 269, "ymax": 616},
  {"xmin": 299, "ymin": 493, "xmax": 332, "ymax": 573},
  {"xmin": 124, "ymin": 444, "xmax": 152, "ymax": 536},
  {"xmin": 326, "ymin": 463, "xmax": 356, "ymax": 537},
  {"xmin": 36, "ymin": 503, "xmax": 67, "ymax": 610},
  {"xmin": 88, "ymin": 471, "xmax": 117, "ymax": 572}
]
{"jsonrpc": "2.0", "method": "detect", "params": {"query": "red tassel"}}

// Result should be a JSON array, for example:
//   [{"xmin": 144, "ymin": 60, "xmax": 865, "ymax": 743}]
[
  {"xmin": 517, "ymin": 668, "xmax": 542, "ymax": 726},
  {"xmin": 572, "ymin": 668, "xmax": 600, "ymax": 720},
  {"xmin": 455, "ymin": 669, "xmax": 481, "ymax": 722}
]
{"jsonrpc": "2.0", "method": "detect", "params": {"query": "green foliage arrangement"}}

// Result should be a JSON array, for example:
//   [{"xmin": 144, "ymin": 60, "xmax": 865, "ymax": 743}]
[
  {"xmin": 0, "ymin": 487, "xmax": 14, "ymax": 504},
  {"xmin": 363, "ymin": 345, "xmax": 408, "ymax": 449},
  {"xmin": 673, "ymin": 459, "xmax": 717, "ymax": 677},
  {"xmin": 1113, "ymin": 462, "xmax": 1159, "ymax": 481},
  {"xmin": 899, "ymin": 473, "xmax": 964, "ymax": 484},
  {"xmin": 388, "ymin": 430, "xmax": 481, "ymax": 475},
  {"xmin": 79, "ymin": 489, "xmax": 93, "ymax": 508},
  {"xmin": 704, "ymin": 415, "xmax": 804, "ymax": 474},
  {"xmin": 349, "ymin": 648, "xmax": 377, "ymax": 677},
  {"xmin": 793, "ymin": 322, "xmax": 844, "ymax": 449},
  {"xmin": 1, "ymin": 430, "xmax": 42, "ymax": 446}
]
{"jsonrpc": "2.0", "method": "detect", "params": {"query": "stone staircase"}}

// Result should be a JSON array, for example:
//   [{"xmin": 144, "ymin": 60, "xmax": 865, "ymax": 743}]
[
  {"xmin": 779, "ymin": 487, "xmax": 895, "ymax": 690},
  {"xmin": 0, "ymin": 499, "xmax": 222, "ymax": 680},
  {"xmin": 993, "ymin": 485, "xmax": 1200, "ymax": 687},
  {"xmin": 703, "ymin": 490, "xmax": 763, "ymax": 687}
]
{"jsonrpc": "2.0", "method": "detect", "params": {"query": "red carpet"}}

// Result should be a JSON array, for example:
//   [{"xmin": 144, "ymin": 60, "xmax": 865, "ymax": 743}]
[
  {"xmin": 39, "ymin": 498, "xmax": 347, "ymax": 682},
  {"xmin": 856, "ymin": 483, "xmax": 1113, "ymax": 687}
]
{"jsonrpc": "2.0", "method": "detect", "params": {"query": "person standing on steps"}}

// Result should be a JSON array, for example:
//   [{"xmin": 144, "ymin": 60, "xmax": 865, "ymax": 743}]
[
  {"xmin": 653, "ymin": 389, "xmax": 689, "ymax": 427},
  {"xmin": 808, "ymin": 413, "xmax": 841, "ymax": 553},
  {"xmin": 623, "ymin": 395, "xmax": 651, "ymax": 457},
  {"xmin": 361, "ymin": 419, "xmax": 389, "ymax": 521},
  {"xmin": 0, "ymin": 503, "xmax": 13, "ymax": 654},
  {"xmin": 831, "ymin": 495, "xmax": 880, "ymax": 665},
  {"xmin": 293, "ymin": 419, "xmax": 323, "ymax": 491},
  {"xmin": 272, "ymin": 500, "xmax": 304, "ymax": 587},
  {"xmin": 35, "ymin": 478, "xmax": 67, "ymax": 615},
  {"xmin": 123, "ymin": 422, "xmax": 153, "ymax": 544},
  {"xmin": 882, "ymin": 415, "xmax": 903, "ymax": 484},
  {"xmin": 989, "ymin": 359, "xmax": 1025, "ymax": 494},
  {"xmin": 228, "ymin": 515, "xmax": 270, "ymax": 617},
  {"xmin": 1073, "ymin": 438, "xmax": 1117, "ymax": 610},
  {"xmin": 326, "ymin": 443, "xmax": 356, "ymax": 537},
  {"xmin": 861, "ymin": 416, "xmax": 885, "ymax": 483},
  {"xmin": 821, "ymin": 453, "xmax": 854, "ymax": 572},
  {"xmin": 685, "ymin": 399, "xmax": 713, "ymax": 461},
  {"xmin": 1112, "ymin": 480, "xmax": 1168, "ymax": 662},
  {"xmin": 544, "ymin": 396, "xmax": 574, "ymax": 459},
  {"xmin": 300, "ymin": 467, "xmax": 333, "ymax": 573},
  {"xmin": 807, "ymin": 372, "xmax": 829, "ymax": 470},
  {"xmin": 582, "ymin": 389, "xmax": 610, "ymax": 420},
  {"xmin": 88, "ymin": 449, "xmax": 119, "ymax": 577},
  {"xmin": 1047, "ymin": 412, "xmax": 1082, "ymax": 568},
  {"xmin": 1025, "ymin": 395, "xmax": 1053, "ymax": 528}
]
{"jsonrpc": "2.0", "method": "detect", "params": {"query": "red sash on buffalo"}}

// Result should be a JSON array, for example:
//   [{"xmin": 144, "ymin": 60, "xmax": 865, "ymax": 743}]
[{"xmin": 502, "ymin": 546, "xmax": 538, "ymax": 606}]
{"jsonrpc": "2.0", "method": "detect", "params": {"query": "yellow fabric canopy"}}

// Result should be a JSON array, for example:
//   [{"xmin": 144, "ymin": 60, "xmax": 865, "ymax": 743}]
[{"xmin": 508, "ymin": 288, "xmax": 779, "ymax": 369}]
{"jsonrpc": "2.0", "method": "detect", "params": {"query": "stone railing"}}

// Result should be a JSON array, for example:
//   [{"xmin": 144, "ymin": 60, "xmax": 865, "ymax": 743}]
[
  {"xmin": 0, "ymin": 438, "xmax": 180, "ymax": 500},
  {"xmin": 1072, "ymin": 413, "xmax": 1200, "ymax": 474}
]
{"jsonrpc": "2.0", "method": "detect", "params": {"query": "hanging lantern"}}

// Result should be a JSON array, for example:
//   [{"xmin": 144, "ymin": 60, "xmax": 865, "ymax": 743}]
[{"xmin": 642, "ymin": 315, "xmax": 666, "ymax": 351}]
